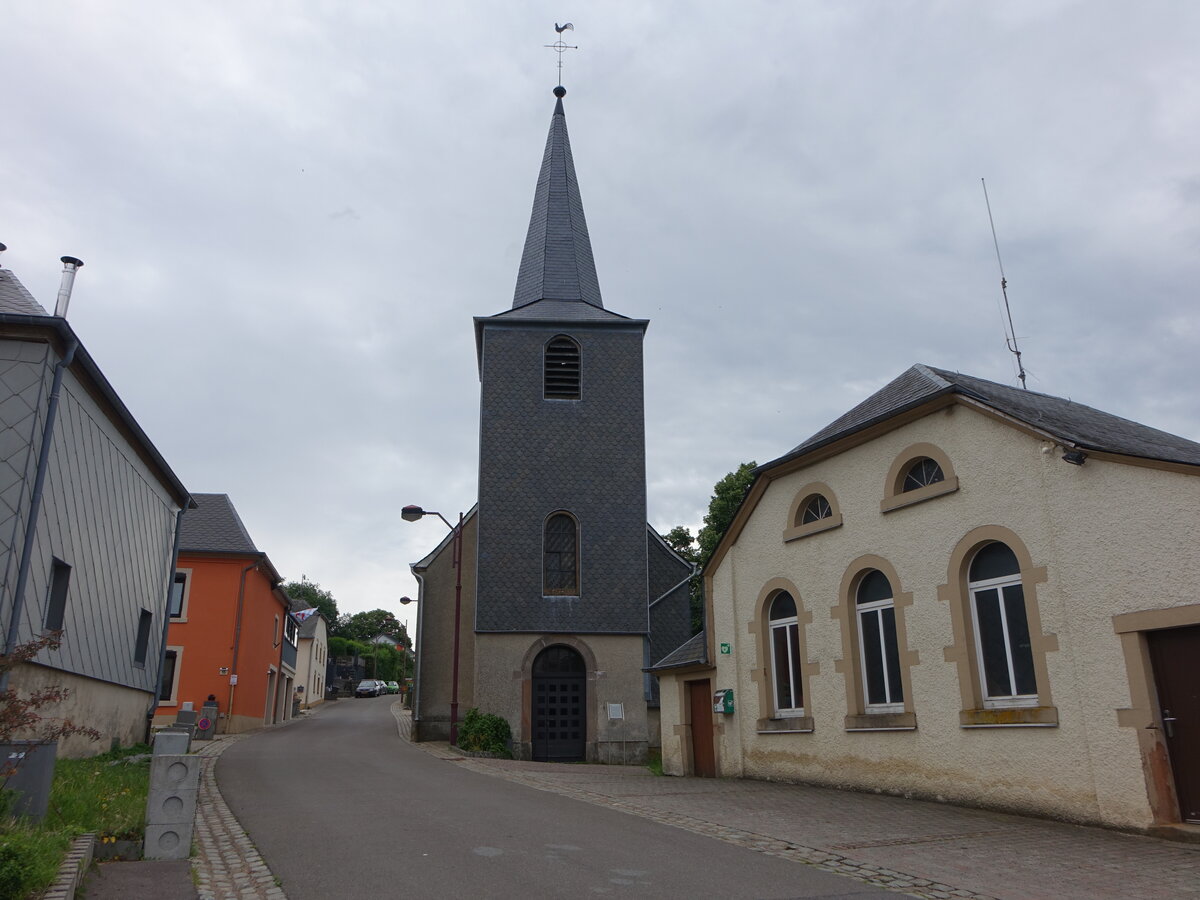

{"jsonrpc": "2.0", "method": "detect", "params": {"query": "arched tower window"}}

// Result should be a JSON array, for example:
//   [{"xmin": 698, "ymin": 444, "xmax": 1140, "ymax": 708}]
[
  {"xmin": 544, "ymin": 335, "xmax": 581, "ymax": 400},
  {"xmin": 543, "ymin": 512, "xmax": 579, "ymax": 596}
]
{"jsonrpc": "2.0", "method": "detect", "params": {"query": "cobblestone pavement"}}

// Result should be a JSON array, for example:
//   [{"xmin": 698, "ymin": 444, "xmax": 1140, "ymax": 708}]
[
  {"xmin": 193, "ymin": 734, "xmax": 287, "ymax": 900},
  {"xmin": 392, "ymin": 707, "xmax": 1200, "ymax": 900}
]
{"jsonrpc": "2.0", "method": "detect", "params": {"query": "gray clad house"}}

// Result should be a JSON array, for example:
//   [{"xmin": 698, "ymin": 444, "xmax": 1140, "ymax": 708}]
[
  {"xmin": 0, "ymin": 260, "xmax": 190, "ymax": 756},
  {"xmin": 410, "ymin": 88, "xmax": 694, "ymax": 762}
]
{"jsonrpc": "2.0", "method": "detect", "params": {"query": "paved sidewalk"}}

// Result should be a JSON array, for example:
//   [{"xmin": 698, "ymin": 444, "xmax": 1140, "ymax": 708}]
[
  {"xmin": 193, "ymin": 733, "xmax": 288, "ymax": 900},
  {"xmin": 393, "ymin": 707, "xmax": 1200, "ymax": 900}
]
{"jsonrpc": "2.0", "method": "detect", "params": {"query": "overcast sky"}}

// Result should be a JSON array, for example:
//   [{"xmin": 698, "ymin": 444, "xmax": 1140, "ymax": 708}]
[{"xmin": 5, "ymin": 2, "xmax": 1198, "ymax": 632}]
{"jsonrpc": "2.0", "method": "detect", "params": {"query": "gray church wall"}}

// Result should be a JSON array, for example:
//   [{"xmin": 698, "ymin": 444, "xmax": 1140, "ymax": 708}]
[
  {"xmin": 476, "ymin": 322, "xmax": 648, "ymax": 634},
  {"xmin": 647, "ymin": 533, "xmax": 695, "ymax": 671},
  {"xmin": 0, "ymin": 336, "xmax": 183, "ymax": 736},
  {"xmin": 473, "ymin": 632, "xmax": 650, "ymax": 763},
  {"xmin": 412, "ymin": 513, "xmax": 478, "ymax": 743}
]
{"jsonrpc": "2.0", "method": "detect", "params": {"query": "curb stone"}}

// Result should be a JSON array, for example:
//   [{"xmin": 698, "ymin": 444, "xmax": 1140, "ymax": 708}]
[{"xmin": 42, "ymin": 832, "xmax": 94, "ymax": 900}]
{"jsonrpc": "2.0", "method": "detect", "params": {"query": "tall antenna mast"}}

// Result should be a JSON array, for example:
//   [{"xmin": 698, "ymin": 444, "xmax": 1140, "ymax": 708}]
[{"xmin": 981, "ymin": 178, "xmax": 1027, "ymax": 390}]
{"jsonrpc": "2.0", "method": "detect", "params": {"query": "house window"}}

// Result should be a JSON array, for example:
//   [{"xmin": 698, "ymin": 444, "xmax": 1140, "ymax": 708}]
[
  {"xmin": 902, "ymin": 458, "xmax": 944, "ymax": 492},
  {"xmin": 44, "ymin": 558, "xmax": 71, "ymax": 631},
  {"xmin": 783, "ymin": 482, "xmax": 843, "ymax": 542},
  {"xmin": 968, "ymin": 542, "xmax": 1037, "ymax": 706},
  {"xmin": 543, "ymin": 512, "xmax": 579, "ymax": 595},
  {"xmin": 285, "ymin": 616, "xmax": 298, "ymax": 647},
  {"xmin": 168, "ymin": 571, "xmax": 188, "ymax": 618},
  {"xmin": 856, "ymin": 570, "xmax": 904, "ymax": 711},
  {"xmin": 801, "ymin": 494, "xmax": 832, "ymax": 524},
  {"xmin": 881, "ymin": 442, "xmax": 959, "ymax": 513},
  {"xmin": 159, "ymin": 648, "xmax": 181, "ymax": 703},
  {"xmin": 768, "ymin": 591, "xmax": 804, "ymax": 716},
  {"xmin": 544, "ymin": 335, "xmax": 581, "ymax": 400},
  {"xmin": 134, "ymin": 608, "xmax": 153, "ymax": 667}
]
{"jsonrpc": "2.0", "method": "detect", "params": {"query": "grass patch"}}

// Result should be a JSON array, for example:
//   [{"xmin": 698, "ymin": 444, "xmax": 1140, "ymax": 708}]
[
  {"xmin": 0, "ymin": 744, "xmax": 151, "ymax": 898},
  {"xmin": 646, "ymin": 749, "xmax": 664, "ymax": 776}
]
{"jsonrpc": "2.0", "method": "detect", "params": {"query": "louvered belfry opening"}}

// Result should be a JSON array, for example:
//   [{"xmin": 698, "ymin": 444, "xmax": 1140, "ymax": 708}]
[{"xmin": 544, "ymin": 335, "xmax": 581, "ymax": 400}]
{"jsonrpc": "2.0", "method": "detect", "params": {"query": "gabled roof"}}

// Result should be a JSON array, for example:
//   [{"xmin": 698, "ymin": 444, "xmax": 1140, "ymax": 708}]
[
  {"xmin": 509, "ymin": 89, "xmax": 603, "ymax": 312},
  {"xmin": 646, "ymin": 630, "xmax": 710, "ymax": 673},
  {"xmin": 773, "ymin": 364, "xmax": 1200, "ymax": 470},
  {"xmin": 490, "ymin": 298, "xmax": 628, "ymax": 322},
  {"xmin": 0, "ymin": 269, "xmax": 48, "ymax": 315},
  {"xmin": 179, "ymin": 493, "xmax": 259, "ymax": 554},
  {"xmin": 0, "ymin": 266, "xmax": 190, "ymax": 507}
]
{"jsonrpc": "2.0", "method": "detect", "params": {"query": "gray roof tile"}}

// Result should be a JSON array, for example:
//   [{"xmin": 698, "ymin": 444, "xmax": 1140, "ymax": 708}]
[
  {"xmin": 490, "ymin": 299, "xmax": 628, "ymax": 322},
  {"xmin": 179, "ymin": 493, "xmax": 259, "ymax": 554},
  {"xmin": 776, "ymin": 364, "xmax": 1200, "ymax": 468},
  {"xmin": 0, "ymin": 269, "xmax": 49, "ymax": 316},
  {"xmin": 647, "ymin": 630, "xmax": 709, "ymax": 671},
  {"xmin": 510, "ymin": 93, "xmax": 604, "ymax": 311}
]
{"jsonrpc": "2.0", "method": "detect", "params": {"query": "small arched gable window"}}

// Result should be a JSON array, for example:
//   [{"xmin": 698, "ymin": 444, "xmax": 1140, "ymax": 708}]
[
  {"xmin": 902, "ymin": 458, "xmax": 944, "ymax": 492},
  {"xmin": 543, "ymin": 512, "xmax": 579, "ymax": 596},
  {"xmin": 881, "ymin": 443, "xmax": 958, "ymax": 513},
  {"xmin": 784, "ymin": 482, "xmax": 843, "ymax": 542},
  {"xmin": 544, "ymin": 335, "xmax": 581, "ymax": 400},
  {"xmin": 801, "ymin": 495, "xmax": 832, "ymax": 524}
]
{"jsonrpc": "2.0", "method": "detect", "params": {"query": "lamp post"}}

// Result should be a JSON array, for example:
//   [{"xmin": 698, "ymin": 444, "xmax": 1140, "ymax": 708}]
[{"xmin": 402, "ymin": 505, "xmax": 464, "ymax": 745}]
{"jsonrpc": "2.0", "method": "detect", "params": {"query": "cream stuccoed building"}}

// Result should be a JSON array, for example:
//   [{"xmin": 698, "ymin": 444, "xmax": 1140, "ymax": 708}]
[{"xmin": 652, "ymin": 364, "xmax": 1200, "ymax": 833}]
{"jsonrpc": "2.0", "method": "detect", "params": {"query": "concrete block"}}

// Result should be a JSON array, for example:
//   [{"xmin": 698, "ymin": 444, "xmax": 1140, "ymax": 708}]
[
  {"xmin": 143, "ymin": 823, "xmax": 192, "ymax": 860},
  {"xmin": 153, "ymin": 731, "xmax": 190, "ymax": 755},
  {"xmin": 148, "ymin": 755, "xmax": 201, "ymax": 792},
  {"xmin": 174, "ymin": 709, "xmax": 198, "ymax": 726},
  {"xmin": 146, "ymin": 786, "xmax": 198, "ymax": 824}
]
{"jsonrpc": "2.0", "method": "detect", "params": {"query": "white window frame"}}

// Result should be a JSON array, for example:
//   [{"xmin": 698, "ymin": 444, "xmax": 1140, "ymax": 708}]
[
  {"xmin": 169, "ymin": 568, "xmax": 192, "ymax": 622},
  {"xmin": 769, "ymin": 612, "xmax": 805, "ymax": 718},
  {"xmin": 968, "ymin": 571, "xmax": 1037, "ymax": 709},
  {"xmin": 158, "ymin": 645, "xmax": 184, "ymax": 706},
  {"xmin": 856, "ymin": 594, "xmax": 904, "ymax": 714}
]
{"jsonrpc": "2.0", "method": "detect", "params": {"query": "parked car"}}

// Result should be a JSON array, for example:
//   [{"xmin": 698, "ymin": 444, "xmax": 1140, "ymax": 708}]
[
  {"xmin": 355, "ymin": 679, "xmax": 382, "ymax": 698},
  {"xmin": 384, "ymin": 681, "xmax": 400, "ymax": 695}
]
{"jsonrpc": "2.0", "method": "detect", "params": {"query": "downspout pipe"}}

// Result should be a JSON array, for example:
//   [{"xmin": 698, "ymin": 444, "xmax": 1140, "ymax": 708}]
[
  {"xmin": 0, "ymin": 337, "xmax": 79, "ymax": 693},
  {"xmin": 145, "ymin": 504, "xmax": 189, "ymax": 742},
  {"xmin": 226, "ymin": 556, "xmax": 262, "ymax": 732}
]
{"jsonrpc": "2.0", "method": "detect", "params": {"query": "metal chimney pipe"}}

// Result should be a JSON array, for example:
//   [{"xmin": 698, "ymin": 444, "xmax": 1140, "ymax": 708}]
[
  {"xmin": 54, "ymin": 256, "xmax": 84, "ymax": 318},
  {"xmin": 0, "ymin": 242, "xmax": 7, "ymax": 266}
]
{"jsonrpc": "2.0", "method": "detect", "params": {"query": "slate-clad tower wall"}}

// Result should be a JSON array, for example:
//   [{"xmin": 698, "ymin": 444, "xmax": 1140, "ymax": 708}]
[{"xmin": 475, "ymin": 319, "xmax": 648, "ymax": 633}]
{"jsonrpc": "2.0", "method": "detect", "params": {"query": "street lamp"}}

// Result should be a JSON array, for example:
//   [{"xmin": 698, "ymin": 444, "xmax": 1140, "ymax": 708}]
[{"xmin": 402, "ymin": 505, "xmax": 464, "ymax": 745}]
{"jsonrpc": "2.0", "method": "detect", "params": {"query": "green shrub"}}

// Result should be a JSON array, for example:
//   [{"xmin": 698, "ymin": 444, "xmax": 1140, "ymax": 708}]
[{"xmin": 456, "ymin": 708, "xmax": 511, "ymax": 756}]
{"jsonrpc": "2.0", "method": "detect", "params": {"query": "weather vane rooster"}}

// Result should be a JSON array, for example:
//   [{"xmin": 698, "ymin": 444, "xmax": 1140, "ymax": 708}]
[{"xmin": 546, "ymin": 23, "xmax": 578, "ymax": 84}]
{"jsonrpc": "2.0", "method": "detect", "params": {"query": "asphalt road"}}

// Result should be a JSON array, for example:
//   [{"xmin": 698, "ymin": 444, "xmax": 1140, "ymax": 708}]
[{"xmin": 217, "ymin": 698, "xmax": 896, "ymax": 899}]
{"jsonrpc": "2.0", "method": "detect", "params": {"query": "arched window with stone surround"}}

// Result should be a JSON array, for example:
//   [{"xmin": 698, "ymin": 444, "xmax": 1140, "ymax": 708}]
[
  {"xmin": 768, "ymin": 591, "xmax": 804, "ymax": 716},
  {"xmin": 856, "ymin": 570, "xmax": 904, "ymax": 712},
  {"xmin": 968, "ymin": 541, "xmax": 1036, "ymax": 706}
]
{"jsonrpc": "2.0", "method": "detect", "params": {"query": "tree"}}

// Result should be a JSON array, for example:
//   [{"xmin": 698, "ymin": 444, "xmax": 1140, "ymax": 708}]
[
  {"xmin": 696, "ymin": 461, "xmax": 757, "ymax": 563},
  {"xmin": 339, "ymin": 609, "xmax": 408, "ymax": 645},
  {"xmin": 283, "ymin": 576, "xmax": 338, "ymax": 625},
  {"xmin": 664, "ymin": 461, "xmax": 758, "ymax": 635}
]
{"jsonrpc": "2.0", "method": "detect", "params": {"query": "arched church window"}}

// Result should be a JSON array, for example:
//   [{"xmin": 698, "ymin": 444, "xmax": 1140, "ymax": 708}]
[
  {"xmin": 543, "ymin": 512, "xmax": 579, "ymax": 596},
  {"xmin": 544, "ymin": 335, "xmax": 581, "ymax": 400}
]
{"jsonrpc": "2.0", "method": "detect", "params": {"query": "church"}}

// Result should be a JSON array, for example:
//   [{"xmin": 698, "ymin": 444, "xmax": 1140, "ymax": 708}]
[{"xmin": 407, "ymin": 86, "xmax": 694, "ymax": 763}]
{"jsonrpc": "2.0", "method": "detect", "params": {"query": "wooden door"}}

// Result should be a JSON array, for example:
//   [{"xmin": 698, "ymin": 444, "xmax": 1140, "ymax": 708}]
[
  {"xmin": 687, "ymin": 679, "xmax": 716, "ymax": 778},
  {"xmin": 1148, "ymin": 625, "xmax": 1200, "ymax": 822},
  {"xmin": 532, "ymin": 646, "xmax": 586, "ymax": 762}
]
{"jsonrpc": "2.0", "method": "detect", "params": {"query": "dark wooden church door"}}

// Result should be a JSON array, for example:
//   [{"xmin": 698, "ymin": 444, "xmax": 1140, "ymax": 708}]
[{"xmin": 532, "ymin": 646, "xmax": 586, "ymax": 762}]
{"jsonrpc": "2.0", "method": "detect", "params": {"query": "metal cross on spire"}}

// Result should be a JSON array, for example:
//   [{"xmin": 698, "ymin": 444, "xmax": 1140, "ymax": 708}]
[{"xmin": 545, "ymin": 22, "xmax": 578, "ymax": 85}]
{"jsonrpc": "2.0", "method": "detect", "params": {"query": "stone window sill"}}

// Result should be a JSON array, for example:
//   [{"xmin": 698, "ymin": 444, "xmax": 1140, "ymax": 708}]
[
  {"xmin": 756, "ymin": 716, "xmax": 814, "ymax": 734},
  {"xmin": 880, "ymin": 477, "xmax": 959, "ymax": 514},
  {"xmin": 959, "ymin": 706, "xmax": 1058, "ymax": 728},
  {"xmin": 783, "ymin": 514, "xmax": 843, "ymax": 543},
  {"xmin": 844, "ymin": 711, "xmax": 917, "ymax": 731}
]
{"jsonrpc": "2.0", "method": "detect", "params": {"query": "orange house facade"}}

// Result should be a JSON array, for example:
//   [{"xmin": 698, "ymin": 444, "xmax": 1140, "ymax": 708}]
[{"xmin": 155, "ymin": 493, "xmax": 298, "ymax": 734}]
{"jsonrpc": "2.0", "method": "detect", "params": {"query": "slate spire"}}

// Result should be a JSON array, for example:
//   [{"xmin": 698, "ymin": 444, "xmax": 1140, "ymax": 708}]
[{"xmin": 512, "ymin": 86, "xmax": 603, "ymax": 309}]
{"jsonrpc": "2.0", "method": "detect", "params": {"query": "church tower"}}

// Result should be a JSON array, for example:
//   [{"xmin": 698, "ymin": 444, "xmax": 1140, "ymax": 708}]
[{"xmin": 410, "ymin": 86, "xmax": 693, "ymax": 763}]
